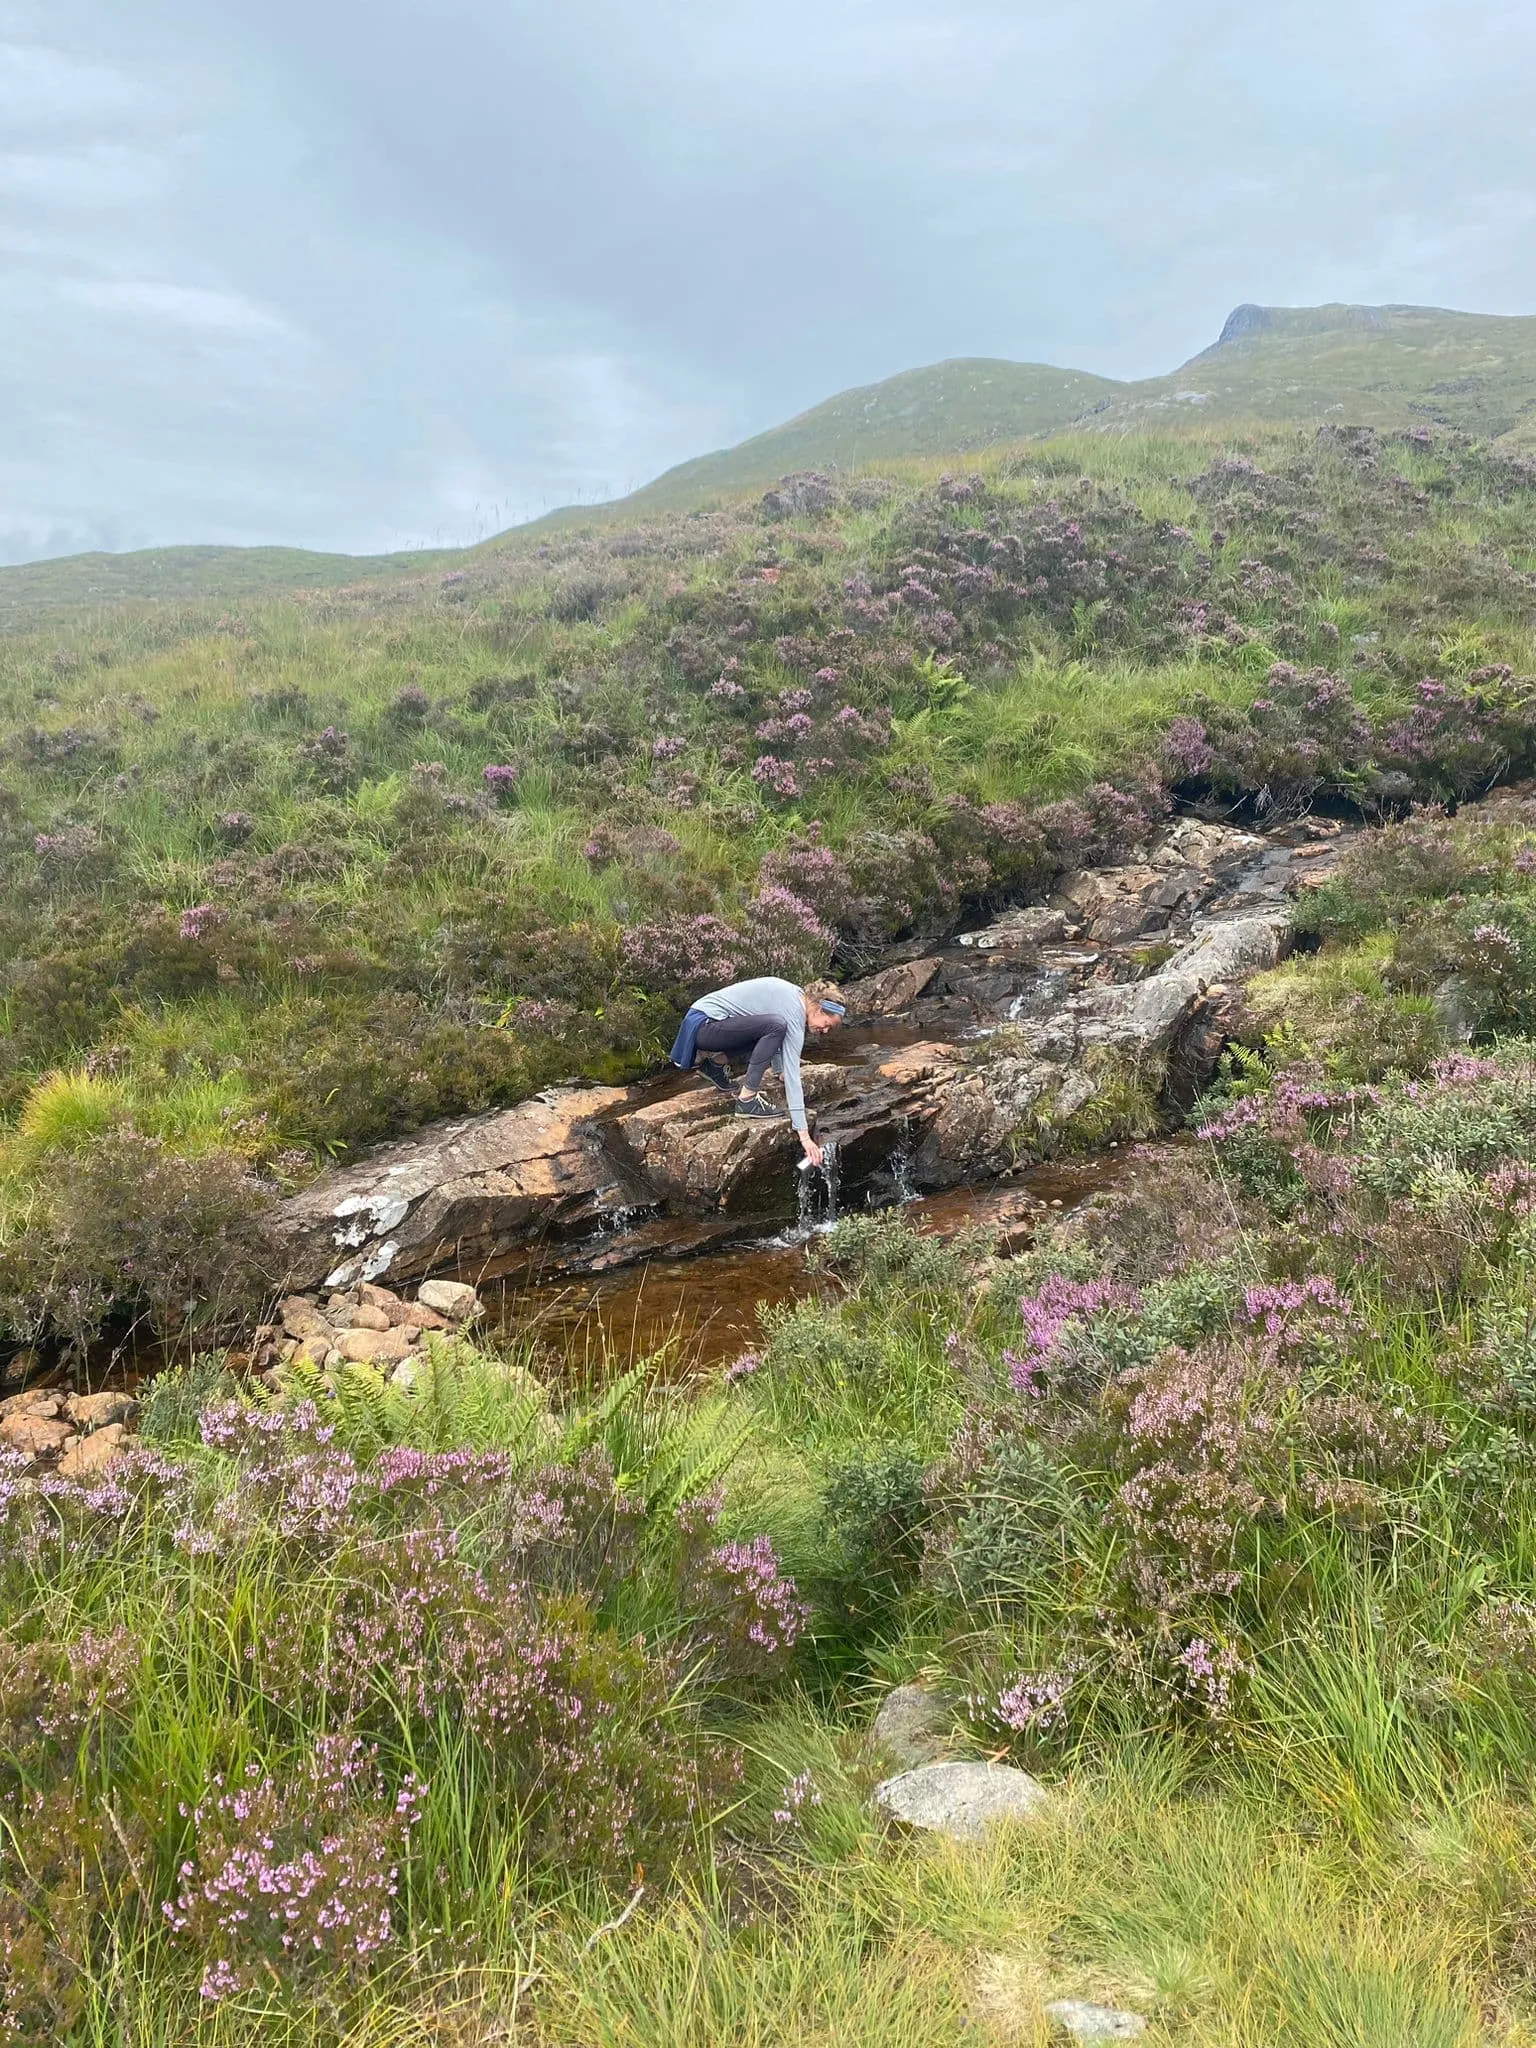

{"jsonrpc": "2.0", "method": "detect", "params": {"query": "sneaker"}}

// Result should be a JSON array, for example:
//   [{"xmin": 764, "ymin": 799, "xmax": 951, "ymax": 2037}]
[
  {"xmin": 697, "ymin": 1056, "xmax": 735, "ymax": 1095},
  {"xmin": 734, "ymin": 1093, "xmax": 785, "ymax": 1120}
]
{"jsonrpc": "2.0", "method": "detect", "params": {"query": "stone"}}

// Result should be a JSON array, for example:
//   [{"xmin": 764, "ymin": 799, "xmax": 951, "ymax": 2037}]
[
  {"xmin": 415, "ymin": 1279, "xmax": 481, "ymax": 1321},
  {"xmin": 340, "ymin": 1303, "xmax": 392, "ymax": 1332},
  {"xmin": 845, "ymin": 956, "xmax": 943, "ymax": 1015},
  {"xmin": 0, "ymin": 1389, "xmax": 61, "ymax": 1421},
  {"xmin": 870, "ymin": 1683, "xmax": 952, "ymax": 1768},
  {"xmin": 57, "ymin": 1423, "xmax": 128, "ymax": 1479},
  {"xmin": 389, "ymin": 1356, "xmax": 421, "ymax": 1391},
  {"xmin": 959, "ymin": 906, "xmax": 1070, "ymax": 951},
  {"xmin": 335, "ymin": 1326, "xmax": 415, "ymax": 1364},
  {"xmin": 1044, "ymin": 2001, "xmax": 1147, "ymax": 2041},
  {"xmin": 61, "ymin": 1391, "xmax": 138, "ymax": 1431},
  {"xmin": 358, "ymin": 1282, "xmax": 405, "ymax": 1312},
  {"xmin": 279, "ymin": 1295, "xmax": 331, "ymax": 1341},
  {"xmin": 1433, "ymin": 975, "xmax": 1483, "ymax": 1044},
  {"xmin": 271, "ymin": 1084, "xmax": 636, "ymax": 1291},
  {"xmin": 294, "ymin": 1333, "xmax": 333, "ymax": 1368},
  {"xmin": 0, "ymin": 1413, "xmax": 74, "ymax": 1458},
  {"xmin": 0, "ymin": 1347, "xmax": 43, "ymax": 1393},
  {"xmin": 872, "ymin": 1761, "xmax": 1049, "ymax": 1841}
]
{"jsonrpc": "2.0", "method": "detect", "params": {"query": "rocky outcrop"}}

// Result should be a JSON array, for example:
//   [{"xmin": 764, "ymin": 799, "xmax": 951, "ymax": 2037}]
[
  {"xmin": 0, "ymin": 1386, "xmax": 140, "ymax": 1472},
  {"xmin": 272, "ymin": 815, "xmax": 1349, "ymax": 1292}
]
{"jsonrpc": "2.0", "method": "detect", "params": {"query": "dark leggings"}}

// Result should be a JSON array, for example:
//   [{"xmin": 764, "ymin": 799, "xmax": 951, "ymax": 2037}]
[{"xmin": 694, "ymin": 1014, "xmax": 786, "ymax": 1095}]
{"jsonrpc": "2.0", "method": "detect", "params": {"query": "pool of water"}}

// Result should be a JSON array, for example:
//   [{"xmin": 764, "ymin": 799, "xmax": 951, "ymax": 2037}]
[{"xmin": 488, "ymin": 1149, "xmax": 1131, "ymax": 1374}]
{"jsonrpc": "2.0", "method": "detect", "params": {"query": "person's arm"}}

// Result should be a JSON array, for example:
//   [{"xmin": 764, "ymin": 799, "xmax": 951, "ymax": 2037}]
[{"xmin": 779, "ymin": 1012, "xmax": 824, "ymax": 1164}]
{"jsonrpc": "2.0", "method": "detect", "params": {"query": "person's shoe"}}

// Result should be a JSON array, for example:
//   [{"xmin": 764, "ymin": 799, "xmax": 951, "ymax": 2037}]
[
  {"xmin": 697, "ymin": 1057, "xmax": 735, "ymax": 1095},
  {"xmin": 734, "ymin": 1093, "xmax": 785, "ymax": 1120}
]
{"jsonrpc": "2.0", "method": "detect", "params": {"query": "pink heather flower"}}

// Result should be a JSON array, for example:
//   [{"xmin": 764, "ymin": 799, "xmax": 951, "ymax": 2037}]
[
  {"xmin": 652, "ymin": 734, "xmax": 687, "ymax": 761},
  {"xmin": 751, "ymin": 754, "xmax": 800, "ymax": 799},
  {"xmin": 179, "ymin": 902, "xmax": 223, "ymax": 941},
  {"xmin": 482, "ymin": 763, "xmax": 519, "ymax": 792},
  {"xmin": 710, "ymin": 674, "xmax": 746, "ymax": 698},
  {"xmin": 1009, "ymin": 1274, "xmax": 1140, "ymax": 1394},
  {"xmin": 1241, "ymin": 1274, "xmax": 1351, "ymax": 1341}
]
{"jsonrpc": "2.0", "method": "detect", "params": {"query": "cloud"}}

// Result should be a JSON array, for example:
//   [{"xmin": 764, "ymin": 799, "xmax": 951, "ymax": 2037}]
[{"xmin": 1, "ymin": 0, "xmax": 1533, "ymax": 565}]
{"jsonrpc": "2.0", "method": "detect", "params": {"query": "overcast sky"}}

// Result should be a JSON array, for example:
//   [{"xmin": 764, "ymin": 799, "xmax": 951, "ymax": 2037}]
[{"xmin": 3, "ymin": 0, "xmax": 1534, "ymax": 564}]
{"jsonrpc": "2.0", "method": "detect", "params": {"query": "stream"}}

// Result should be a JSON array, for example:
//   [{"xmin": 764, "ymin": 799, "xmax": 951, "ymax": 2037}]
[{"xmin": 485, "ymin": 1149, "xmax": 1129, "ymax": 1373}]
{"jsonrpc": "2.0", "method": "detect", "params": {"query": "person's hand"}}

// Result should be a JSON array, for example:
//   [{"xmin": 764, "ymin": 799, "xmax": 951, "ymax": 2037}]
[{"xmin": 800, "ymin": 1133, "xmax": 824, "ymax": 1168}]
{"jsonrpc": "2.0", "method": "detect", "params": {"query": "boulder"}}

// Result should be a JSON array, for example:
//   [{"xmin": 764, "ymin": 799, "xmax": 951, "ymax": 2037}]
[
  {"xmin": 0, "ymin": 1413, "xmax": 74, "ymax": 1458},
  {"xmin": 340, "ymin": 1303, "xmax": 392, "ymax": 1332},
  {"xmin": 0, "ymin": 1348, "xmax": 42, "ymax": 1393},
  {"xmin": 958, "ymin": 906, "xmax": 1070, "ymax": 951},
  {"xmin": 1044, "ymin": 2002, "xmax": 1147, "ymax": 2041},
  {"xmin": 62, "ymin": 1391, "xmax": 138, "ymax": 1431},
  {"xmin": 846, "ymin": 956, "xmax": 943, "ymax": 1015},
  {"xmin": 415, "ymin": 1279, "xmax": 481, "ymax": 1321},
  {"xmin": 0, "ymin": 1389, "xmax": 61, "ymax": 1421},
  {"xmin": 57, "ymin": 1423, "xmax": 128, "ymax": 1479},
  {"xmin": 335, "ymin": 1326, "xmax": 415, "ymax": 1365},
  {"xmin": 872, "ymin": 1761, "xmax": 1049, "ymax": 1841},
  {"xmin": 870, "ymin": 1683, "xmax": 952, "ymax": 1768},
  {"xmin": 272, "ymin": 1084, "xmax": 635, "ymax": 1291},
  {"xmin": 279, "ymin": 1296, "xmax": 332, "ymax": 1342}
]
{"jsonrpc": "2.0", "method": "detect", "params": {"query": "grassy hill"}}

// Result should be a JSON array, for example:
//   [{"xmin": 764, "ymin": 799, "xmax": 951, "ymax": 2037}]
[
  {"xmin": 11, "ymin": 378, "xmax": 1536, "ymax": 2040},
  {"xmin": 0, "ymin": 542, "xmax": 462, "ymax": 635},
  {"xmin": 7, "ymin": 301, "xmax": 1536, "ymax": 623}
]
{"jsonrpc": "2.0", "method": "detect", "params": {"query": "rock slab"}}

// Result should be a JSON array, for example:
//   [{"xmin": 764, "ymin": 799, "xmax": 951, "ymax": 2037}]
[{"xmin": 872, "ymin": 1761, "xmax": 1048, "ymax": 1841}]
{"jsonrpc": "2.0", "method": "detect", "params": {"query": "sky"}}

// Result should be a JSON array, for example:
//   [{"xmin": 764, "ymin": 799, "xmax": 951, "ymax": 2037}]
[{"xmin": 2, "ymin": 0, "xmax": 1534, "ymax": 565}]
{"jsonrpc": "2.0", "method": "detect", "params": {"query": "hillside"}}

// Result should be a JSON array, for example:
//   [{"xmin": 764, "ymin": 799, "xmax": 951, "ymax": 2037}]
[
  {"xmin": 617, "ymin": 301, "xmax": 1536, "ymax": 512},
  {"xmin": 11, "ymin": 404, "xmax": 1536, "ymax": 2041},
  {"xmin": 7, "ymin": 301, "xmax": 1536, "ymax": 622}
]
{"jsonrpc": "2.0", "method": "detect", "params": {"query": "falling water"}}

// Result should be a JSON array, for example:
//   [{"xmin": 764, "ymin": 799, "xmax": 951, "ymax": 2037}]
[{"xmin": 795, "ymin": 1138, "xmax": 840, "ymax": 1234}]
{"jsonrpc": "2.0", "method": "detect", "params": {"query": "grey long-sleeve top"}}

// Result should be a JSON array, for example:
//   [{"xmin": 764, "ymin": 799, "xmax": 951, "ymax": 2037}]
[{"xmin": 693, "ymin": 976, "xmax": 809, "ymax": 1131}]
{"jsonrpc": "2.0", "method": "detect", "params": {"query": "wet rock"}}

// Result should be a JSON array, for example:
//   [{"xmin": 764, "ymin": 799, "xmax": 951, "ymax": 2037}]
[
  {"xmin": 0, "ymin": 1413, "xmax": 74, "ymax": 1459},
  {"xmin": 335, "ymin": 1326, "xmax": 415, "ymax": 1365},
  {"xmin": 1045, "ymin": 2001, "xmax": 1147, "ymax": 2041},
  {"xmin": 415, "ymin": 1279, "xmax": 481, "ymax": 1321},
  {"xmin": 846, "ymin": 957, "xmax": 943, "ymax": 1015},
  {"xmin": 57, "ymin": 1423, "xmax": 128, "ymax": 1479},
  {"xmin": 870, "ymin": 1683, "xmax": 952, "ymax": 1768},
  {"xmin": 873, "ymin": 1761, "xmax": 1049, "ymax": 1840},
  {"xmin": 62, "ymin": 1391, "xmax": 138, "ymax": 1431}
]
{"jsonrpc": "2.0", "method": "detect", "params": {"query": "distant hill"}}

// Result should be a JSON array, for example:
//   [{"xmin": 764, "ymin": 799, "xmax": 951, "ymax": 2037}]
[
  {"xmin": 0, "ymin": 542, "xmax": 462, "ymax": 633},
  {"xmin": 7, "ymin": 302, "xmax": 1536, "ymax": 623},
  {"xmin": 618, "ymin": 304, "xmax": 1536, "ymax": 510}
]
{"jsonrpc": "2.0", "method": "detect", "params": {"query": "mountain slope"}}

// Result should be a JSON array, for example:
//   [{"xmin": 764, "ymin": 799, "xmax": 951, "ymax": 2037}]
[
  {"xmin": 6, "ymin": 301, "xmax": 1536, "ymax": 622},
  {"xmin": 620, "ymin": 358, "xmax": 1123, "ymax": 512}
]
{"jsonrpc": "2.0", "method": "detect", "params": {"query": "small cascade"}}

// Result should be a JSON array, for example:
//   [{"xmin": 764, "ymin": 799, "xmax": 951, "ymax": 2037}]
[
  {"xmin": 795, "ymin": 1138, "xmax": 841, "ymax": 1234},
  {"xmin": 886, "ymin": 1137, "xmax": 918, "ymax": 1204}
]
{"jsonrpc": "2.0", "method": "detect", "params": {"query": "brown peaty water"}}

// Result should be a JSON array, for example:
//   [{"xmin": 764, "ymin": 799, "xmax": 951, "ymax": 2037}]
[{"xmin": 488, "ymin": 1150, "xmax": 1132, "ymax": 1376}]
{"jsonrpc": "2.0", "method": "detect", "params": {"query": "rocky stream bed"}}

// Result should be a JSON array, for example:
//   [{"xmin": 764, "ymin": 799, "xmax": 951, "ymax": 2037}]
[{"xmin": 0, "ymin": 811, "xmax": 1351, "ymax": 1463}]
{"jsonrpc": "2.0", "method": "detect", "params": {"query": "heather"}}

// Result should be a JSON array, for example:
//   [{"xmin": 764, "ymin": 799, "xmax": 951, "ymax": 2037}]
[
  {"xmin": 15, "ymin": 1034, "xmax": 1536, "ymax": 2035},
  {"xmin": 3, "ymin": 425, "xmax": 1536, "ymax": 1346}
]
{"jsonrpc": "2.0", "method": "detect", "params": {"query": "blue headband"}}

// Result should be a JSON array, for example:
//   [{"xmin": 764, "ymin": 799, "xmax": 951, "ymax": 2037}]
[{"xmin": 820, "ymin": 1000, "xmax": 847, "ymax": 1016}]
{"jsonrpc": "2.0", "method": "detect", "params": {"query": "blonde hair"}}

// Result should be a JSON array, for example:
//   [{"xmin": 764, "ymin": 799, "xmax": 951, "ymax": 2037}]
[{"xmin": 805, "ymin": 978, "xmax": 846, "ymax": 1011}]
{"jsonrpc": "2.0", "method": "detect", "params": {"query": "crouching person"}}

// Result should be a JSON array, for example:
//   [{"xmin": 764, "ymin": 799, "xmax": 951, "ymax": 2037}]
[{"xmin": 670, "ymin": 976, "xmax": 845, "ymax": 1169}]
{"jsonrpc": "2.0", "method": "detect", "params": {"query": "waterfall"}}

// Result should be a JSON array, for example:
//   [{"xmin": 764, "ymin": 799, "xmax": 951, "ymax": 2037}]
[{"xmin": 795, "ymin": 1138, "xmax": 840, "ymax": 1234}]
